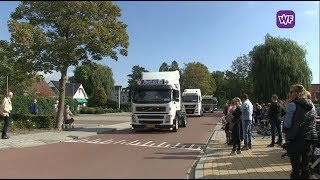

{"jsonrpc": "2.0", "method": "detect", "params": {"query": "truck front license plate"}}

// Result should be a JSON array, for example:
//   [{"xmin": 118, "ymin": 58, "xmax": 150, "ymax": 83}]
[{"xmin": 147, "ymin": 125, "xmax": 155, "ymax": 128}]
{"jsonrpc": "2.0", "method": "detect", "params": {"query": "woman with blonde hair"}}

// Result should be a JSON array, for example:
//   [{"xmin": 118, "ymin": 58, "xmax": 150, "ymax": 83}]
[
  {"xmin": 283, "ymin": 84, "xmax": 318, "ymax": 179},
  {"xmin": 230, "ymin": 97, "xmax": 243, "ymax": 155}
]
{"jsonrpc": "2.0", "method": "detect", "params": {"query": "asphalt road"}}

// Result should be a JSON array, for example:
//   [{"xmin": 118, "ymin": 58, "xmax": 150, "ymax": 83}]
[{"xmin": 0, "ymin": 112, "xmax": 221, "ymax": 179}]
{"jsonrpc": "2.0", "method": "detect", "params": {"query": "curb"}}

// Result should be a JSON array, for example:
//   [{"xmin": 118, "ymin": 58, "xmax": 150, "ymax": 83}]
[{"xmin": 193, "ymin": 122, "xmax": 223, "ymax": 179}]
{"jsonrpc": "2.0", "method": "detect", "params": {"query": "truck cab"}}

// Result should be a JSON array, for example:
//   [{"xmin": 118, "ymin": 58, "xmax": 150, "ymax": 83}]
[
  {"xmin": 181, "ymin": 89, "xmax": 203, "ymax": 117},
  {"xmin": 131, "ymin": 71, "xmax": 187, "ymax": 132},
  {"xmin": 202, "ymin": 95, "xmax": 214, "ymax": 113}
]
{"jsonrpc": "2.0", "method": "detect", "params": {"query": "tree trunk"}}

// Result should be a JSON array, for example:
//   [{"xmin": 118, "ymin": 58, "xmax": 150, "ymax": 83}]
[{"xmin": 55, "ymin": 67, "xmax": 68, "ymax": 131}]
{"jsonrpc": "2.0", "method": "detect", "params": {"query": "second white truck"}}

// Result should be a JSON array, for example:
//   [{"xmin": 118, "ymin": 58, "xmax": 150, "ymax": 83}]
[{"xmin": 181, "ymin": 89, "xmax": 203, "ymax": 116}]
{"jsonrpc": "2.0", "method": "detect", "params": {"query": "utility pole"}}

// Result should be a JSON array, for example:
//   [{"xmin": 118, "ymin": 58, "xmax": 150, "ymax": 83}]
[
  {"xmin": 118, "ymin": 86, "xmax": 121, "ymax": 109},
  {"xmin": 6, "ymin": 76, "xmax": 8, "ymax": 95}
]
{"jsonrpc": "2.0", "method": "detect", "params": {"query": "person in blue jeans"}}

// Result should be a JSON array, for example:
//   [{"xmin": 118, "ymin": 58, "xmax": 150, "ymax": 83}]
[{"xmin": 241, "ymin": 94, "xmax": 253, "ymax": 150}]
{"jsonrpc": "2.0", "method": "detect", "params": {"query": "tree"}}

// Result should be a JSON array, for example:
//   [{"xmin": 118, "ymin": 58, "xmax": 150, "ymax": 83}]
[
  {"xmin": 250, "ymin": 34, "xmax": 312, "ymax": 103},
  {"xmin": 212, "ymin": 71, "xmax": 228, "ymax": 107},
  {"xmin": 127, "ymin": 65, "xmax": 148, "ymax": 101},
  {"xmin": 73, "ymin": 62, "xmax": 114, "ymax": 101},
  {"xmin": 8, "ymin": 2, "xmax": 129, "ymax": 130},
  {"xmin": 180, "ymin": 62, "xmax": 215, "ymax": 95},
  {"xmin": 0, "ymin": 40, "xmax": 35, "ymax": 95},
  {"xmin": 170, "ymin": 60, "xmax": 179, "ymax": 71},
  {"xmin": 159, "ymin": 60, "xmax": 180, "ymax": 72},
  {"xmin": 229, "ymin": 54, "xmax": 253, "ymax": 99},
  {"xmin": 90, "ymin": 85, "xmax": 107, "ymax": 107},
  {"xmin": 159, "ymin": 62, "xmax": 169, "ymax": 72}
]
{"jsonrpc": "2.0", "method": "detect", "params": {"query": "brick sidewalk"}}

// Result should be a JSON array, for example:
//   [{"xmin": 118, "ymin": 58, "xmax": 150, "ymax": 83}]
[{"xmin": 195, "ymin": 124, "xmax": 292, "ymax": 179}]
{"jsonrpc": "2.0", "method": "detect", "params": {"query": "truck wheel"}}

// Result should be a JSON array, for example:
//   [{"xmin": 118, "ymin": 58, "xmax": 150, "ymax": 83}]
[{"xmin": 173, "ymin": 116, "xmax": 179, "ymax": 132}]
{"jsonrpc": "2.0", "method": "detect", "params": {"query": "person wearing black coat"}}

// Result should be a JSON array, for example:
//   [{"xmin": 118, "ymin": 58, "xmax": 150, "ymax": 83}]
[
  {"xmin": 267, "ymin": 94, "xmax": 284, "ymax": 147},
  {"xmin": 230, "ymin": 97, "xmax": 243, "ymax": 155},
  {"xmin": 283, "ymin": 84, "xmax": 318, "ymax": 179}
]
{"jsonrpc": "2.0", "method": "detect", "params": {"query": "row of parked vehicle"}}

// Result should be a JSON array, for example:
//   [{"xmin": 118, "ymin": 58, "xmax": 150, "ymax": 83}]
[{"xmin": 130, "ymin": 70, "xmax": 218, "ymax": 132}]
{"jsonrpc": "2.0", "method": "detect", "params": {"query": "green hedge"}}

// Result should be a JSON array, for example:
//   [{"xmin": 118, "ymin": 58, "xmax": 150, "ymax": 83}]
[
  {"xmin": 0, "ymin": 114, "xmax": 55, "ymax": 132},
  {"xmin": 79, "ymin": 107, "xmax": 123, "ymax": 114},
  {"xmin": 1, "ymin": 96, "xmax": 78, "ymax": 115}
]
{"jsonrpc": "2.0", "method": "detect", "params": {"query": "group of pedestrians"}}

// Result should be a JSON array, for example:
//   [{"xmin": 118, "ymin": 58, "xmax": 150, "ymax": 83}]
[
  {"xmin": 224, "ymin": 94, "xmax": 254, "ymax": 154},
  {"xmin": 223, "ymin": 83, "xmax": 318, "ymax": 179},
  {"xmin": 0, "ymin": 91, "xmax": 75, "ymax": 139}
]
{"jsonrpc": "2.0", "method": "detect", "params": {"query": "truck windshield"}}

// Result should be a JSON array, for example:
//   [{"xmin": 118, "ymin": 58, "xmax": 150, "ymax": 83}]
[
  {"xmin": 182, "ymin": 95, "xmax": 199, "ymax": 102},
  {"xmin": 133, "ymin": 89, "xmax": 171, "ymax": 103},
  {"xmin": 202, "ymin": 99, "xmax": 213, "ymax": 104}
]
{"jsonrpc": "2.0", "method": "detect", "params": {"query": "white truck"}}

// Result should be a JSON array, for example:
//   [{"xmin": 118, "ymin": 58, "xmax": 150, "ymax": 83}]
[
  {"xmin": 131, "ymin": 70, "xmax": 187, "ymax": 132},
  {"xmin": 181, "ymin": 89, "xmax": 203, "ymax": 116},
  {"xmin": 202, "ymin": 95, "xmax": 214, "ymax": 113}
]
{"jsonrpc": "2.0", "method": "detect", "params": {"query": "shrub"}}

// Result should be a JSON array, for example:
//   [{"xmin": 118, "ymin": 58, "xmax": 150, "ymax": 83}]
[
  {"xmin": 0, "ymin": 114, "xmax": 55, "ymax": 132},
  {"xmin": 120, "ymin": 103, "xmax": 131, "ymax": 112},
  {"xmin": 3, "ymin": 96, "xmax": 78, "ymax": 115}
]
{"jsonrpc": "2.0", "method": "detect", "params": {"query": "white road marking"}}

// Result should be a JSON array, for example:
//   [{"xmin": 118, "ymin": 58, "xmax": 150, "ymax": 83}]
[
  {"xmin": 89, "ymin": 139, "xmax": 101, "ymax": 144},
  {"xmin": 126, "ymin": 140, "xmax": 139, "ymax": 145},
  {"xmin": 64, "ymin": 139, "xmax": 203, "ymax": 151},
  {"xmin": 188, "ymin": 144, "xmax": 195, "ymax": 149},
  {"xmin": 113, "ymin": 140, "xmax": 126, "ymax": 144},
  {"xmin": 141, "ymin": 141, "xmax": 153, "ymax": 146},
  {"xmin": 157, "ymin": 142, "xmax": 167, "ymax": 147},
  {"xmin": 171, "ymin": 143, "xmax": 181, "ymax": 148},
  {"xmin": 101, "ymin": 139, "xmax": 114, "ymax": 144},
  {"xmin": 76, "ymin": 138, "xmax": 90, "ymax": 143}
]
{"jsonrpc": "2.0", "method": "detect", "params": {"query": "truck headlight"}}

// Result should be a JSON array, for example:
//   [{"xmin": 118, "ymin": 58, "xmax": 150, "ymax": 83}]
[
  {"xmin": 165, "ymin": 115, "xmax": 171, "ymax": 122},
  {"xmin": 132, "ymin": 115, "xmax": 137, "ymax": 123}
]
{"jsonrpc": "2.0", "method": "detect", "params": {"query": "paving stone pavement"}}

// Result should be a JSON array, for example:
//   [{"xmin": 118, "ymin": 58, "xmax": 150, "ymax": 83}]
[{"xmin": 195, "ymin": 122, "xmax": 293, "ymax": 179}]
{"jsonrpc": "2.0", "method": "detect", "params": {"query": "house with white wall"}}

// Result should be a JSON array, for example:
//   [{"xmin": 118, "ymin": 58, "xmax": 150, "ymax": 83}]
[{"xmin": 48, "ymin": 81, "xmax": 89, "ymax": 106}]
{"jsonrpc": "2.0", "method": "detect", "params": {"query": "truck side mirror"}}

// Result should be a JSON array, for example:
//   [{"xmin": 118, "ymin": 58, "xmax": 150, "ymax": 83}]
[{"xmin": 173, "ymin": 90, "xmax": 180, "ymax": 102}]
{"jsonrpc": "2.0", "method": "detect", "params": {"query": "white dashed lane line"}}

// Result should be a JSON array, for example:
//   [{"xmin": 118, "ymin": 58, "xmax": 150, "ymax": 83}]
[{"xmin": 65, "ymin": 138, "xmax": 204, "ymax": 151}]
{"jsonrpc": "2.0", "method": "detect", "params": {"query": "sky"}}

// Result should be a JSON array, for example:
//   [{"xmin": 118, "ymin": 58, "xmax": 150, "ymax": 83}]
[{"xmin": 0, "ymin": 1, "xmax": 319, "ymax": 87}]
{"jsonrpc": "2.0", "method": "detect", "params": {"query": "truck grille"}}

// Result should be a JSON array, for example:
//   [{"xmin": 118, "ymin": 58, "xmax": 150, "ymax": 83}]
[
  {"xmin": 136, "ymin": 106, "xmax": 166, "ymax": 112},
  {"xmin": 137, "ymin": 115, "xmax": 164, "ymax": 119},
  {"xmin": 186, "ymin": 109, "xmax": 195, "ymax": 114},
  {"xmin": 185, "ymin": 105, "xmax": 196, "ymax": 109},
  {"xmin": 139, "ymin": 120, "xmax": 163, "ymax": 124}
]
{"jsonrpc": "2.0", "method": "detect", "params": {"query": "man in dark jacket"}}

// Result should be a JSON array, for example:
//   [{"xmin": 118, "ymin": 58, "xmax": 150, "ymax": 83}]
[
  {"xmin": 283, "ymin": 84, "xmax": 318, "ymax": 179},
  {"xmin": 267, "ymin": 94, "xmax": 284, "ymax": 147}
]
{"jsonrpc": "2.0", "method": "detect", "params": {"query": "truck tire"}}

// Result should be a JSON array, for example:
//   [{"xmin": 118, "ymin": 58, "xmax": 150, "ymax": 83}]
[{"xmin": 173, "ymin": 116, "xmax": 179, "ymax": 132}]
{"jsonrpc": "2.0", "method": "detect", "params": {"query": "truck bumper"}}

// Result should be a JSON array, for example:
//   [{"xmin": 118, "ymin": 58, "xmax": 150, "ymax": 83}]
[{"xmin": 132, "ymin": 124, "xmax": 174, "ymax": 130}]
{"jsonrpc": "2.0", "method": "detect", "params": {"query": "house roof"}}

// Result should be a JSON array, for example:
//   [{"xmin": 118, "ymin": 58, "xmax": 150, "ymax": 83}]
[
  {"xmin": 50, "ymin": 81, "xmax": 82, "ymax": 97},
  {"xmin": 28, "ymin": 81, "xmax": 56, "ymax": 97}
]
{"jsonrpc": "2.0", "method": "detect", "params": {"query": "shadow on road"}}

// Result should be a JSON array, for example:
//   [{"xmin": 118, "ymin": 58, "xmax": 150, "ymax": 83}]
[{"xmin": 64, "ymin": 127, "xmax": 117, "ymax": 133}]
